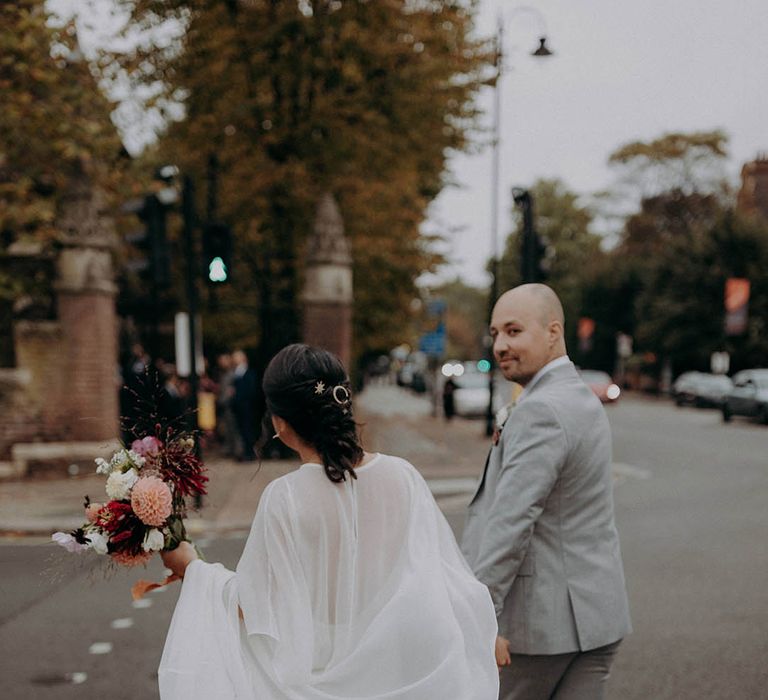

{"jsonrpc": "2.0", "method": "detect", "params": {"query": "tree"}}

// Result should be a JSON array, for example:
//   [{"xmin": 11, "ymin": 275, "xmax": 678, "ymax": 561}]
[
  {"xmin": 0, "ymin": 1, "xmax": 124, "ymax": 244},
  {"xmin": 99, "ymin": 0, "xmax": 493, "ymax": 367},
  {"xmin": 496, "ymin": 178, "xmax": 604, "ymax": 357},
  {"xmin": 0, "ymin": 1, "xmax": 126, "ymax": 364},
  {"xmin": 428, "ymin": 278, "xmax": 486, "ymax": 359},
  {"xmin": 586, "ymin": 129, "xmax": 768, "ymax": 379},
  {"xmin": 608, "ymin": 130, "xmax": 730, "ymax": 199}
]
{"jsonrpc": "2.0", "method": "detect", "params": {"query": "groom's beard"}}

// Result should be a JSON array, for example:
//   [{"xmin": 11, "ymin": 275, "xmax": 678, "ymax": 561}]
[{"xmin": 497, "ymin": 357, "xmax": 534, "ymax": 386}]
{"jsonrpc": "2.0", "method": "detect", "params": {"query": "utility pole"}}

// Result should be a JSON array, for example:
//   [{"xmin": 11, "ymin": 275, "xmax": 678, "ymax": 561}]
[
  {"xmin": 485, "ymin": 18, "xmax": 503, "ymax": 437},
  {"xmin": 182, "ymin": 175, "xmax": 203, "ymax": 508}
]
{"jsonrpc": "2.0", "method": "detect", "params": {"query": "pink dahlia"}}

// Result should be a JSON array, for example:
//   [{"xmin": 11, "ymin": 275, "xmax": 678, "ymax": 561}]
[
  {"xmin": 111, "ymin": 549, "xmax": 153, "ymax": 567},
  {"xmin": 131, "ymin": 436, "xmax": 163, "ymax": 459},
  {"xmin": 130, "ymin": 476, "xmax": 172, "ymax": 526}
]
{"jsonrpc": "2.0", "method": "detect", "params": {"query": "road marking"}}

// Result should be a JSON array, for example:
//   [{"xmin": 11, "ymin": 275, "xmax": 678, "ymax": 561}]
[
  {"xmin": 132, "ymin": 598, "xmax": 153, "ymax": 609},
  {"xmin": 426, "ymin": 463, "xmax": 650, "ymax": 503},
  {"xmin": 426, "ymin": 478, "xmax": 478, "ymax": 497},
  {"xmin": 69, "ymin": 672, "xmax": 87, "ymax": 684},
  {"xmin": 110, "ymin": 618, "xmax": 134, "ymax": 629},
  {"xmin": 612, "ymin": 462, "xmax": 652, "ymax": 481},
  {"xmin": 88, "ymin": 642, "xmax": 113, "ymax": 655}
]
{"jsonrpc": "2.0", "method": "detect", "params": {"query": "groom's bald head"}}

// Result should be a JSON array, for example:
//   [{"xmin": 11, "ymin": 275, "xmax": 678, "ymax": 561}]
[
  {"xmin": 499, "ymin": 284, "xmax": 565, "ymax": 328},
  {"xmin": 490, "ymin": 284, "xmax": 567, "ymax": 385}
]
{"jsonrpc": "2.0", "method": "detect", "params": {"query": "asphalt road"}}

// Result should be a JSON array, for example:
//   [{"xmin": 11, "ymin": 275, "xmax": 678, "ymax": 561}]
[{"xmin": 1, "ymin": 394, "xmax": 767, "ymax": 699}]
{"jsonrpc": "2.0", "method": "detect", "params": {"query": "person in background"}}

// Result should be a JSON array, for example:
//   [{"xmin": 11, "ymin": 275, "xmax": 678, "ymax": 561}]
[
  {"xmin": 231, "ymin": 349, "xmax": 257, "ymax": 462},
  {"xmin": 442, "ymin": 376, "xmax": 457, "ymax": 421},
  {"xmin": 215, "ymin": 353, "xmax": 241, "ymax": 458}
]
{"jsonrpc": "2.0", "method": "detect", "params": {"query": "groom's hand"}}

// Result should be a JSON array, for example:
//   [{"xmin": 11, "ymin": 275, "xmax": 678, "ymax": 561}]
[{"xmin": 495, "ymin": 635, "xmax": 511, "ymax": 668}]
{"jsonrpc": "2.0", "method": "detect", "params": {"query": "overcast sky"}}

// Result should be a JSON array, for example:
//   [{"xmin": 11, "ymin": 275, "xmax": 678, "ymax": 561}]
[{"xmin": 426, "ymin": 0, "xmax": 768, "ymax": 287}]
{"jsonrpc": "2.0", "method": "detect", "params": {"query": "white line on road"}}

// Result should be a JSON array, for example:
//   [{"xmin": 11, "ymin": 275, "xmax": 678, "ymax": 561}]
[
  {"xmin": 426, "ymin": 478, "xmax": 478, "ymax": 496},
  {"xmin": 68, "ymin": 672, "xmax": 87, "ymax": 684},
  {"xmin": 612, "ymin": 462, "xmax": 652, "ymax": 481},
  {"xmin": 110, "ymin": 618, "xmax": 134, "ymax": 629},
  {"xmin": 132, "ymin": 598, "xmax": 153, "ymax": 609},
  {"xmin": 88, "ymin": 642, "xmax": 113, "ymax": 655}
]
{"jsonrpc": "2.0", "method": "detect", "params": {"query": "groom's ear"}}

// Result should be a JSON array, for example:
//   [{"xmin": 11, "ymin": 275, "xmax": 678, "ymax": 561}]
[{"xmin": 547, "ymin": 319, "xmax": 564, "ymax": 344}]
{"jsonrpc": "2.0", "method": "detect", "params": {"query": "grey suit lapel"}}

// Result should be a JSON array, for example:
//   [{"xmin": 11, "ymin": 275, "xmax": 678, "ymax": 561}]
[{"xmin": 468, "ymin": 447, "xmax": 493, "ymax": 506}]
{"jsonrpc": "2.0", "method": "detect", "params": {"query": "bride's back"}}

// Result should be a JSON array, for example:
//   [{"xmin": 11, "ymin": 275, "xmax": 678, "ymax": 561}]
[{"xmin": 283, "ymin": 454, "xmax": 415, "ymax": 624}]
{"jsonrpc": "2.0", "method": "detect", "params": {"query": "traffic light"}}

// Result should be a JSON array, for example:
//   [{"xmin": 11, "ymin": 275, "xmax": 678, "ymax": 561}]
[
  {"xmin": 512, "ymin": 187, "xmax": 553, "ymax": 283},
  {"xmin": 202, "ymin": 222, "xmax": 233, "ymax": 284},
  {"xmin": 122, "ymin": 193, "xmax": 172, "ymax": 289}
]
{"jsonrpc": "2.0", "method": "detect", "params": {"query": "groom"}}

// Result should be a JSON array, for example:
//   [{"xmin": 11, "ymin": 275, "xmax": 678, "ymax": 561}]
[{"xmin": 461, "ymin": 284, "xmax": 631, "ymax": 699}]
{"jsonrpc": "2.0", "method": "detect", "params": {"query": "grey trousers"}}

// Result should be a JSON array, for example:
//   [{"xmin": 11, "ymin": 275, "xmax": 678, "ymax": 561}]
[{"xmin": 499, "ymin": 641, "xmax": 621, "ymax": 700}]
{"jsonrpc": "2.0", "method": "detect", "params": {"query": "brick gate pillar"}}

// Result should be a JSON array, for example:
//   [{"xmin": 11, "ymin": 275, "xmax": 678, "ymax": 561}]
[
  {"xmin": 53, "ymin": 176, "xmax": 119, "ymax": 441},
  {"xmin": 302, "ymin": 193, "xmax": 353, "ymax": 370}
]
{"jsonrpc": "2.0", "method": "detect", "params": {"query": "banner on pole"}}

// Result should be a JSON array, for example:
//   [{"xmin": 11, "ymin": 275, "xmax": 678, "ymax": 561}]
[
  {"xmin": 724, "ymin": 278, "xmax": 750, "ymax": 336},
  {"xmin": 174, "ymin": 312, "xmax": 204, "ymax": 377},
  {"xmin": 577, "ymin": 317, "xmax": 595, "ymax": 353}
]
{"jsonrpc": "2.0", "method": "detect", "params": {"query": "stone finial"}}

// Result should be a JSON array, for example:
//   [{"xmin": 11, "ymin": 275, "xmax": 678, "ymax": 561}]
[
  {"xmin": 54, "ymin": 174, "xmax": 118, "ymax": 295},
  {"xmin": 57, "ymin": 174, "xmax": 117, "ymax": 249},
  {"xmin": 307, "ymin": 192, "xmax": 352, "ymax": 265}
]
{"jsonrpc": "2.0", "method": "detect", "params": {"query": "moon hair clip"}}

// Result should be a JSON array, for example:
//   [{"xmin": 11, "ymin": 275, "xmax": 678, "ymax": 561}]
[{"xmin": 332, "ymin": 385, "xmax": 351, "ymax": 406}]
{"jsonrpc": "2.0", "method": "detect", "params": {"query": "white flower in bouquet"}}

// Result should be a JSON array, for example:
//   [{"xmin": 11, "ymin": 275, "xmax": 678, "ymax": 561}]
[
  {"xmin": 142, "ymin": 528, "xmax": 165, "ymax": 552},
  {"xmin": 51, "ymin": 531, "xmax": 89, "ymax": 553},
  {"xmin": 118, "ymin": 449, "xmax": 145, "ymax": 470},
  {"xmin": 106, "ymin": 468, "xmax": 139, "ymax": 500},
  {"xmin": 95, "ymin": 448, "xmax": 145, "ymax": 476},
  {"xmin": 86, "ymin": 530, "xmax": 109, "ymax": 555}
]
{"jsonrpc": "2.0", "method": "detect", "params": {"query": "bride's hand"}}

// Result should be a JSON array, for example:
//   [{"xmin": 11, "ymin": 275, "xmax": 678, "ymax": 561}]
[{"xmin": 160, "ymin": 541, "xmax": 198, "ymax": 579}]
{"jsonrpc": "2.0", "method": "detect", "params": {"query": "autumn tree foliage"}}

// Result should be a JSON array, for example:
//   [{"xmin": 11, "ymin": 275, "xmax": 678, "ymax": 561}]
[
  {"xmin": 0, "ymin": 0, "xmax": 126, "ymax": 364},
  {"xmin": 101, "ymin": 0, "xmax": 493, "ymax": 366},
  {"xmin": 582, "ymin": 131, "xmax": 768, "ymax": 377},
  {"xmin": 0, "ymin": 1, "xmax": 123, "ymax": 246}
]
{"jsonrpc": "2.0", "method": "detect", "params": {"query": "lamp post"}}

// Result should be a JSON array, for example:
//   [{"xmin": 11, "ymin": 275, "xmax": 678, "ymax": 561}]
[{"xmin": 485, "ymin": 8, "xmax": 554, "ymax": 437}]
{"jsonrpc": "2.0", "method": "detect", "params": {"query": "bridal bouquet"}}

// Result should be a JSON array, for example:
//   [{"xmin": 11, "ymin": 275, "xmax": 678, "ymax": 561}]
[{"xmin": 52, "ymin": 430, "xmax": 208, "ymax": 582}]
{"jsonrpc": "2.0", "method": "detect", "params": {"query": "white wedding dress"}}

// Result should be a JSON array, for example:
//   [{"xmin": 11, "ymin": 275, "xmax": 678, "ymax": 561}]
[{"xmin": 159, "ymin": 453, "xmax": 499, "ymax": 699}]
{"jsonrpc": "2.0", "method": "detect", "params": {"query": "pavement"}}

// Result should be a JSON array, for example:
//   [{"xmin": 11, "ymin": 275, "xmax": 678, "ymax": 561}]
[{"xmin": 0, "ymin": 384, "xmax": 489, "ymax": 540}]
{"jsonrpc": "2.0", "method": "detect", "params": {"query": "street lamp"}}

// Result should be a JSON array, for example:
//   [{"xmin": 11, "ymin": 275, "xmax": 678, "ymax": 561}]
[{"xmin": 485, "ymin": 7, "xmax": 554, "ymax": 437}]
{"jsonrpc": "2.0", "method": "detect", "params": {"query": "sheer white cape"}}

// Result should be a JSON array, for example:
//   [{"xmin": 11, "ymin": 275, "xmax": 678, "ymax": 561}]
[{"xmin": 159, "ymin": 453, "xmax": 498, "ymax": 699}]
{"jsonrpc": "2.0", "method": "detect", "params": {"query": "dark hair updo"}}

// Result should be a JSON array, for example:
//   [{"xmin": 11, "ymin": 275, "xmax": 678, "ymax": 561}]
[{"xmin": 261, "ymin": 343, "xmax": 363, "ymax": 483}]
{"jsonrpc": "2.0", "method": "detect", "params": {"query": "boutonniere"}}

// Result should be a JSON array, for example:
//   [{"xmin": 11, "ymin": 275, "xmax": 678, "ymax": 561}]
[{"xmin": 492, "ymin": 403, "xmax": 514, "ymax": 446}]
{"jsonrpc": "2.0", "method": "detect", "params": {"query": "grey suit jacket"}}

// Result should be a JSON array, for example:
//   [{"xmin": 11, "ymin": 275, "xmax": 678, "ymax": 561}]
[{"xmin": 461, "ymin": 361, "xmax": 632, "ymax": 655}]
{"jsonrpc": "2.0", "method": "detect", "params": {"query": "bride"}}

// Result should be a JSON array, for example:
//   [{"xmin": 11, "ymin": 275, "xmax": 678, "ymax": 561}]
[{"xmin": 159, "ymin": 343, "xmax": 499, "ymax": 699}]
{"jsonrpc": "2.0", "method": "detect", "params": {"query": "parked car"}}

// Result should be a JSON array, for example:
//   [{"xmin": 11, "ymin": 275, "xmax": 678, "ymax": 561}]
[
  {"xmin": 579, "ymin": 369, "xmax": 621, "ymax": 403},
  {"xmin": 396, "ymin": 353, "xmax": 427, "ymax": 393},
  {"xmin": 672, "ymin": 371, "xmax": 702, "ymax": 402},
  {"xmin": 722, "ymin": 369, "xmax": 768, "ymax": 424},
  {"xmin": 673, "ymin": 372, "xmax": 733, "ymax": 408},
  {"xmin": 452, "ymin": 370, "xmax": 508, "ymax": 418}
]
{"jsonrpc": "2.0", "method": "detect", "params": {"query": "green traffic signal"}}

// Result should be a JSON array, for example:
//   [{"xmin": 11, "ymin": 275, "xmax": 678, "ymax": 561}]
[{"xmin": 208, "ymin": 256, "xmax": 228, "ymax": 283}]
